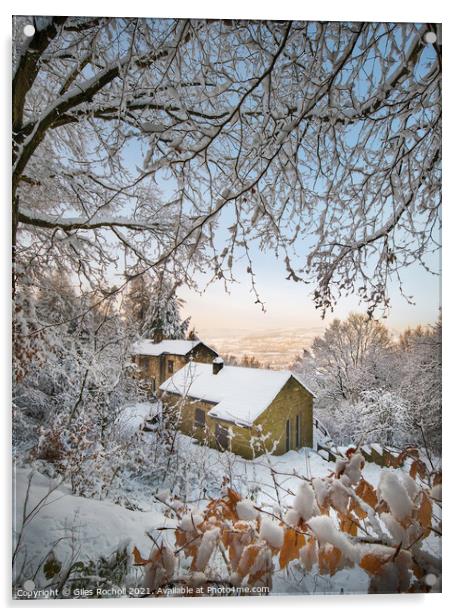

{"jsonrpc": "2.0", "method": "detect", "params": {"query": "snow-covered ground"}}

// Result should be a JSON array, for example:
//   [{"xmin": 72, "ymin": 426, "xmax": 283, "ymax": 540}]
[
  {"xmin": 114, "ymin": 401, "xmax": 160, "ymax": 438},
  {"xmin": 12, "ymin": 467, "xmax": 171, "ymax": 593},
  {"xmin": 12, "ymin": 424, "xmax": 441, "ymax": 598}
]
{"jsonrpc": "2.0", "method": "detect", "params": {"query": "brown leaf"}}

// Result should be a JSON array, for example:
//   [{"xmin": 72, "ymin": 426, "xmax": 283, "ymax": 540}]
[
  {"xmin": 410, "ymin": 459, "xmax": 427, "ymax": 480},
  {"xmin": 355, "ymin": 478, "xmax": 378, "ymax": 509},
  {"xmin": 279, "ymin": 528, "xmax": 306, "ymax": 569},
  {"xmin": 132, "ymin": 546, "xmax": 151, "ymax": 566},
  {"xmin": 221, "ymin": 527, "xmax": 232, "ymax": 549},
  {"xmin": 204, "ymin": 492, "xmax": 240, "ymax": 524},
  {"xmin": 418, "ymin": 492, "xmax": 432, "ymax": 537},
  {"xmin": 384, "ymin": 450, "xmax": 400, "ymax": 468},
  {"xmin": 339, "ymin": 512, "xmax": 359, "ymax": 536},
  {"xmin": 360, "ymin": 552, "xmax": 390, "ymax": 575},
  {"xmin": 175, "ymin": 528, "xmax": 187, "ymax": 547},
  {"xmin": 350, "ymin": 498, "xmax": 368, "ymax": 520},
  {"xmin": 175, "ymin": 529, "xmax": 199, "ymax": 559},
  {"xmin": 395, "ymin": 446, "xmax": 419, "ymax": 467},
  {"xmin": 222, "ymin": 521, "xmax": 253, "ymax": 569},
  {"xmin": 237, "ymin": 544, "xmax": 261, "ymax": 578},
  {"xmin": 224, "ymin": 488, "xmax": 241, "ymax": 521},
  {"xmin": 227, "ymin": 488, "xmax": 241, "ymax": 506},
  {"xmin": 318, "ymin": 545, "xmax": 342, "ymax": 576},
  {"xmin": 228, "ymin": 541, "xmax": 239, "ymax": 569},
  {"xmin": 248, "ymin": 546, "xmax": 272, "ymax": 587}
]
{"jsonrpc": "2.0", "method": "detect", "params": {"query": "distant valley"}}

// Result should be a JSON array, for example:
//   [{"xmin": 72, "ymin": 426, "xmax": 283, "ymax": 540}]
[{"xmin": 200, "ymin": 326, "xmax": 325, "ymax": 369}]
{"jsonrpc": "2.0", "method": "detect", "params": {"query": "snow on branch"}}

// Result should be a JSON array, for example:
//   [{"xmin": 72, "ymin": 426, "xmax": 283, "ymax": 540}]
[{"xmin": 12, "ymin": 18, "xmax": 441, "ymax": 315}]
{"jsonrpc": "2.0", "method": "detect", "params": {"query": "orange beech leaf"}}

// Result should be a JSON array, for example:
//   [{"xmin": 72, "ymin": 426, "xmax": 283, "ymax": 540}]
[
  {"xmin": 339, "ymin": 512, "xmax": 359, "ymax": 536},
  {"xmin": 175, "ymin": 529, "xmax": 199, "ymax": 558},
  {"xmin": 237, "ymin": 544, "xmax": 261, "ymax": 578},
  {"xmin": 395, "ymin": 446, "xmax": 419, "ymax": 467},
  {"xmin": 355, "ymin": 478, "xmax": 378, "ymax": 509},
  {"xmin": 248, "ymin": 568, "xmax": 270, "ymax": 587},
  {"xmin": 175, "ymin": 529, "xmax": 187, "ymax": 547},
  {"xmin": 418, "ymin": 492, "xmax": 432, "ymax": 536},
  {"xmin": 204, "ymin": 493, "xmax": 240, "ymax": 524},
  {"xmin": 221, "ymin": 527, "xmax": 233, "ymax": 549},
  {"xmin": 132, "ymin": 546, "xmax": 151, "ymax": 566},
  {"xmin": 227, "ymin": 488, "xmax": 241, "ymax": 506},
  {"xmin": 204, "ymin": 499, "xmax": 221, "ymax": 520},
  {"xmin": 224, "ymin": 504, "xmax": 239, "ymax": 522},
  {"xmin": 318, "ymin": 545, "xmax": 342, "ymax": 576},
  {"xmin": 222, "ymin": 521, "xmax": 254, "ymax": 569},
  {"xmin": 222, "ymin": 529, "xmax": 240, "ymax": 567},
  {"xmin": 224, "ymin": 489, "xmax": 242, "ymax": 522},
  {"xmin": 360, "ymin": 553, "xmax": 385, "ymax": 574},
  {"xmin": 410, "ymin": 459, "xmax": 427, "ymax": 480},
  {"xmin": 384, "ymin": 451, "xmax": 400, "ymax": 468},
  {"xmin": 350, "ymin": 498, "xmax": 368, "ymax": 520},
  {"xmin": 433, "ymin": 471, "xmax": 442, "ymax": 486},
  {"xmin": 360, "ymin": 550, "xmax": 394, "ymax": 575},
  {"xmin": 279, "ymin": 528, "xmax": 306, "ymax": 569},
  {"xmin": 248, "ymin": 546, "xmax": 272, "ymax": 586}
]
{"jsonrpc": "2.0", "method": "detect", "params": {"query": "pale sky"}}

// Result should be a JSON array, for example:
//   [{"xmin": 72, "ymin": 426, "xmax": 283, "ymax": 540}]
[
  {"xmin": 179, "ymin": 246, "xmax": 441, "ymax": 336},
  {"xmin": 118, "ymin": 34, "xmax": 441, "ymax": 339}
]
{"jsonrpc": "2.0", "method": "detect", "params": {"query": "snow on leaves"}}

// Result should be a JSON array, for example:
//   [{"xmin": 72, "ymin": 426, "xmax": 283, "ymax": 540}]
[{"xmin": 132, "ymin": 454, "xmax": 440, "ymax": 596}]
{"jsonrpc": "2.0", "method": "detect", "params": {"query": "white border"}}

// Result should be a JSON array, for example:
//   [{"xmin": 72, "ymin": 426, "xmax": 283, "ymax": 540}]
[{"xmin": 2, "ymin": 1, "xmax": 458, "ymax": 613}]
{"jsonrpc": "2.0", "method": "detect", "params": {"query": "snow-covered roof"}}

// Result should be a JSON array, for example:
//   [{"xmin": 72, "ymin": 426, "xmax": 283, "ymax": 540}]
[
  {"xmin": 159, "ymin": 362, "xmax": 312, "ymax": 427},
  {"xmin": 131, "ymin": 339, "xmax": 207, "ymax": 357}
]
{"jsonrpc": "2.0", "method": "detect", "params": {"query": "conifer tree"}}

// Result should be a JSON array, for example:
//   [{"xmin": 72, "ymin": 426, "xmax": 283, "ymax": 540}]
[{"xmin": 124, "ymin": 271, "xmax": 190, "ymax": 341}]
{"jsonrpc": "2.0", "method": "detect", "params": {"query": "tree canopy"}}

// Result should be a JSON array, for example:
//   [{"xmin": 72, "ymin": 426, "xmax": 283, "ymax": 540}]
[{"xmin": 13, "ymin": 17, "xmax": 441, "ymax": 317}]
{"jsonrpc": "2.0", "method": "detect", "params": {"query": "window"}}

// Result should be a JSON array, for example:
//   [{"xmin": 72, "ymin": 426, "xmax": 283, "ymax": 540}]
[
  {"xmin": 195, "ymin": 408, "xmax": 206, "ymax": 429},
  {"xmin": 141, "ymin": 357, "xmax": 149, "ymax": 371},
  {"xmin": 167, "ymin": 359, "xmax": 174, "ymax": 374},
  {"xmin": 286, "ymin": 419, "xmax": 291, "ymax": 451},
  {"xmin": 295, "ymin": 415, "xmax": 301, "ymax": 448}
]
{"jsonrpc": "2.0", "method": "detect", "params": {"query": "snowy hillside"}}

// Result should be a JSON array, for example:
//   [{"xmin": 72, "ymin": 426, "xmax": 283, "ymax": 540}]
[{"xmin": 13, "ymin": 435, "xmax": 441, "ymax": 598}]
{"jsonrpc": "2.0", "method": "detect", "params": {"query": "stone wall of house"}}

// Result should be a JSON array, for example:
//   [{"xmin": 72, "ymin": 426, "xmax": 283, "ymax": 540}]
[
  {"xmin": 161, "ymin": 391, "xmax": 256, "ymax": 458},
  {"xmin": 161, "ymin": 375, "xmax": 313, "ymax": 459},
  {"xmin": 133, "ymin": 354, "xmax": 165, "ymax": 394},
  {"xmin": 189, "ymin": 344, "xmax": 218, "ymax": 364},
  {"xmin": 134, "ymin": 343, "xmax": 217, "ymax": 394},
  {"xmin": 257, "ymin": 376, "xmax": 313, "ymax": 455}
]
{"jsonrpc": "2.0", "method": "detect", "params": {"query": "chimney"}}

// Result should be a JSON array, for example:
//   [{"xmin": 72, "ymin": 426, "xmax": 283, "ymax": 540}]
[
  {"xmin": 152, "ymin": 331, "xmax": 163, "ymax": 343},
  {"xmin": 212, "ymin": 356, "xmax": 224, "ymax": 375}
]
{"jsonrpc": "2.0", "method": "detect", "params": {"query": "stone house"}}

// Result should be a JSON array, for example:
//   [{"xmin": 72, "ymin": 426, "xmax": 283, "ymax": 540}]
[
  {"xmin": 131, "ymin": 339, "xmax": 218, "ymax": 395},
  {"xmin": 160, "ymin": 358, "xmax": 314, "ymax": 459}
]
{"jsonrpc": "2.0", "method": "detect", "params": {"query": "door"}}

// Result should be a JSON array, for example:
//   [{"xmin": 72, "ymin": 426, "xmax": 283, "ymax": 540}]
[{"xmin": 215, "ymin": 424, "xmax": 229, "ymax": 450}]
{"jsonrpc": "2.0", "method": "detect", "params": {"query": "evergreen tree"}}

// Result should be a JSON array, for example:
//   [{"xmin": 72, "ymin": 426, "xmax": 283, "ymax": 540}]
[
  {"xmin": 124, "ymin": 271, "xmax": 190, "ymax": 341},
  {"xmin": 187, "ymin": 327, "xmax": 199, "ymax": 341}
]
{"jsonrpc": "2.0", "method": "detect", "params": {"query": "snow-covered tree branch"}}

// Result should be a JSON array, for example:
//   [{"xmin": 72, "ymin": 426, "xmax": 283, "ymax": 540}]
[{"xmin": 12, "ymin": 18, "xmax": 440, "ymax": 314}]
